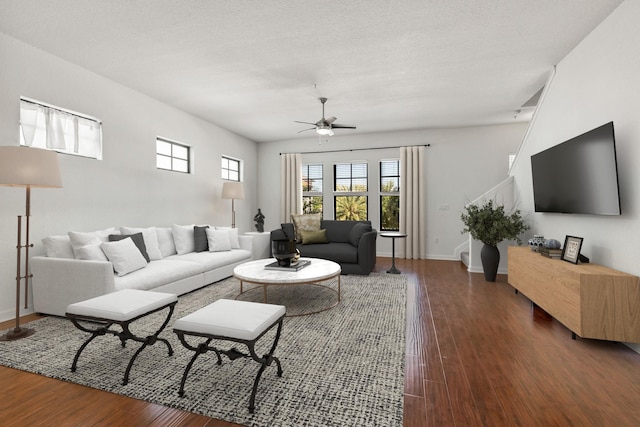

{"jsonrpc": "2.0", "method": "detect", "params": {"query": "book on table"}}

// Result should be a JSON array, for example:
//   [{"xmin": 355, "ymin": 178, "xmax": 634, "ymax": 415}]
[{"xmin": 265, "ymin": 259, "xmax": 311, "ymax": 271}]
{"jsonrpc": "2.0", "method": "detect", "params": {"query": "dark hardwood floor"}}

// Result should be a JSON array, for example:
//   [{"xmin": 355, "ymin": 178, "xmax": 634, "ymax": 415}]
[{"xmin": 2, "ymin": 258, "xmax": 640, "ymax": 426}]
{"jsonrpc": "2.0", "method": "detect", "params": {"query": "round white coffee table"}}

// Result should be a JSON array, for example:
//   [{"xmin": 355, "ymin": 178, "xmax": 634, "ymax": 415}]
[{"xmin": 233, "ymin": 258, "xmax": 341, "ymax": 316}]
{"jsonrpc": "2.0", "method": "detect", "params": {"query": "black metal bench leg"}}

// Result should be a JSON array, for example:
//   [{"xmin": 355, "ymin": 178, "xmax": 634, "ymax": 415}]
[
  {"xmin": 71, "ymin": 330, "xmax": 105, "ymax": 372},
  {"xmin": 178, "ymin": 339, "xmax": 213, "ymax": 397}
]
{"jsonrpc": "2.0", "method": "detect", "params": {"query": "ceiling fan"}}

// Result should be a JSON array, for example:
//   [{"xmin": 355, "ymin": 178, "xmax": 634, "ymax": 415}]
[{"xmin": 295, "ymin": 97, "xmax": 356, "ymax": 136}]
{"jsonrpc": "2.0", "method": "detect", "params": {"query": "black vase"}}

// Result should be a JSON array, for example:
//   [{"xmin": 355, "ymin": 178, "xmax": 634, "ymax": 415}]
[
  {"xmin": 271, "ymin": 239, "xmax": 297, "ymax": 267},
  {"xmin": 480, "ymin": 244, "xmax": 500, "ymax": 282}
]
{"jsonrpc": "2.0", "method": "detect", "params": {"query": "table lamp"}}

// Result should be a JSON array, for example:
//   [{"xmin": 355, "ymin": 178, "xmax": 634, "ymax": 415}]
[{"xmin": 221, "ymin": 181, "xmax": 244, "ymax": 228}]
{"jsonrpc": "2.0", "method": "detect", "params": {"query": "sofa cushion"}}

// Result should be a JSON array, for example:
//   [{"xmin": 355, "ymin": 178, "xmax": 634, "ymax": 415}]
[
  {"xmin": 206, "ymin": 228, "xmax": 232, "ymax": 252},
  {"xmin": 120, "ymin": 226, "xmax": 163, "ymax": 260},
  {"xmin": 291, "ymin": 213, "xmax": 321, "ymax": 242},
  {"xmin": 113, "ymin": 258, "xmax": 204, "ymax": 291},
  {"xmin": 156, "ymin": 227, "xmax": 177, "ymax": 257},
  {"xmin": 193, "ymin": 225, "xmax": 210, "ymax": 252},
  {"xmin": 281, "ymin": 223, "xmax": 296, "ymax": 240},
  {"xmin": 109, "ymin": 233, "xmax": 150, "ymax": 262},
  {"xmin": 301, "ymin": 229, "xmax": 329, "ymax": 245},
  {"xmin": 172, "ymin": 224, "xmax": 195, "ymax": 255},
  {"xmin": 348, "ymin": 222, "xmax": 372, "ymax": 247},
  {"xmin": 298, "ymin": 242, "xmax": 358, "ymax": 264},
  {"xmin": 165, "ymin": 249, "xmax": 251, "ymax": 272},
  {"xmin": 100, "ymin": 238, "xmax": 148, "ymax": 277},
  {"xmin": 216, "ymin": 226, "xmax": 240, "ymax": 249},
  {"xmin": 42, "ymin": 235, "xmax": 75, "ymax": 259},
  {"xmin": 68, "ymin": 227, "xmax": 118, "ymax": 258},
  {"xmin": 76, "ymin": 243, "xmax": 108, "ymax": 261},
  {"xmin": 321, "ymin": 220, "xmax": 354, "ymax": 243}
]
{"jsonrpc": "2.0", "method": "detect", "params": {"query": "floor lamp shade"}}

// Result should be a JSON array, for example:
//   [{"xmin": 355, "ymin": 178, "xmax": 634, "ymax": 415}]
[
  {"xmin": 0, "ymin": 146, "xmax": 62, "ymax": 341},
  {"xmin": 221, "ymin": 182, "xmax": 244, "ymax": 228},
  {"xmin": 0, "ymin": 147, "xmax": 62, "ymax": 188}
]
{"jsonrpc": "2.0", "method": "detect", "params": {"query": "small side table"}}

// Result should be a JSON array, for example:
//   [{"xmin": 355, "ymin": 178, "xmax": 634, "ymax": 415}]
[{"xmin": 380, "ymin": 232, "xmax": 407, "ymax": 274}]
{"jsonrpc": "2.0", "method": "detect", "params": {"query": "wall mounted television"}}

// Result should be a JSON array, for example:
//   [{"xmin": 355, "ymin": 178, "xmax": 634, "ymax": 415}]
[{"xmin": 531, "ymin": 121, "xmax": 621, "ymax": 215}]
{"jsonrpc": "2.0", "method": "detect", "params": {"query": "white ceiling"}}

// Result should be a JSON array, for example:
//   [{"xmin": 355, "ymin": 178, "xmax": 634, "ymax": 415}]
[{"xmin": 0, "ymin": 1, "xmax": 623, "ymax": 143}]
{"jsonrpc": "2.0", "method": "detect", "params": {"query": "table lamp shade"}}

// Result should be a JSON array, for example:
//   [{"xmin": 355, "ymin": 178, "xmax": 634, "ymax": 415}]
[
  {"xmin": 221, "ymin": 181, "xmax": 244, "ymax": 199},
  {"xmin": 0, "ymin": 147, "xmax": 62, "ymax": 188}
]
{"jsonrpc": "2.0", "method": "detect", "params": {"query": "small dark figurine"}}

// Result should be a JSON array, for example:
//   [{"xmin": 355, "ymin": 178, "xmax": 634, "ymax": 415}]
[{"xmin": 254, "ymin": 209, "xmax": 265, "ymax": 232}]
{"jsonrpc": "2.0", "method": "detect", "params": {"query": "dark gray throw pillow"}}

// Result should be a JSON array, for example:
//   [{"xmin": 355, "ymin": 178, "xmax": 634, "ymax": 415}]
[
  {"xmin": 348, "ymin": 222, "xmax": 372, "ymax": 247},
  {"xmin": 193, "ymin": 225, "xmax": 210, "ymax": 252},
  {"xmin": 108, "ymin": 232, "xmax": 150, "ymax": 262},
  {"xmin": 281, "ymin": 223, "xmax": 296, "ymax": 240}
]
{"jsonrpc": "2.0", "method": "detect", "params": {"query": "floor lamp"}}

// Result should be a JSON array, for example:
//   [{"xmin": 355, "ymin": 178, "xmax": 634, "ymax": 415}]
[
  {"xmin": 221, "ymin": 181, "xmax": 244, "ymax": 228},
  {"xmin": 0, "ymin": 147, "xmax": 62, "ymax": 341}
]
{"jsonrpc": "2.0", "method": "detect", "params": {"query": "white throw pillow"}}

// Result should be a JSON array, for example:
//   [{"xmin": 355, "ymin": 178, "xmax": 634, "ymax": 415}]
[
  {"xmin": 120, "ymin": 226, "xmax": 162, "ymax": 260},
  {"xmin": 206, "ymin": 228, "xmax": 232, "ymax": 252},
  {"xmin": 172, "ymin": 224, "xmax": 195, "ymax": 255},
  {"xmin": 68, "ymin": 227, "xmax": 118, "ymax": 258},
  {"xmin": 216, "ymin": 226, "xmax": 240, "ymax": 249},
  {"xmin": 76, "ymin": 244, "xmax": 108, "ymax": 261},
  {"xmin": 156, "ymin": 227, "xmax": 177, "ymax": 257},
  {"xmin": 100, "ymin": 238, "xmax": 147, "ymax": 276},
  {"xmin": 42, "ymin": 235, "xmax": 75, "ymax": 259}
]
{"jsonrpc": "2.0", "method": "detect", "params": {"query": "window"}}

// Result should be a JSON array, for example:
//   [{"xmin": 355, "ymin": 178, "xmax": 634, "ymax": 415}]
[
  {"xmin": 380, "ymin": 159, "xmax": 400, "ymax": 231},
  {"xmin": 156, "ymin": 137, "xmax": 190, "ymax": 173},
  {"xmin": 221, "ymin": 156, "xmax": 241, "ymax": 181},
  {"xmin": 302, "ymin": 164, "xmax": 323, "ymax": 214},
  {"xmin": 334, "ymin": 162, "xmax": 368, "ymax": 220},
  {"xmin": 19, "ymin": 98, "xmax": 102, "ymax": 159}
]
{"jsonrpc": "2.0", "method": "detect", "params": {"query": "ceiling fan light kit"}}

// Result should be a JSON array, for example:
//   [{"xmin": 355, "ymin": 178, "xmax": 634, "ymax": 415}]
[{"xmin": 295, "ymin": 97, "xmax": 356, "ymax": 137}]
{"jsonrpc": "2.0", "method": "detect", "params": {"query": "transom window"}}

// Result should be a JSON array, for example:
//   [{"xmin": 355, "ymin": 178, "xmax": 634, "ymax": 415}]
[
  {"xmin": 156, "ymin": 137, "xmax": 190, "ymax": 173},
  {"xmin": 380, "ymin": 159, "xmax": 400, "ymax": 231},
  {"xmin": 19, "ymin": 98, "xmax": 102, "ymax": 159},
  {"xmin": 302, "ymin": 164, "xmax": 323, "ymax": 215},
  {"xmin": 221, "ymin": 156, "xmax": 241, "ymax": 181},
  {"xmin": 334, "ymin": 162, "xmax": 368, "ymax": 220}
]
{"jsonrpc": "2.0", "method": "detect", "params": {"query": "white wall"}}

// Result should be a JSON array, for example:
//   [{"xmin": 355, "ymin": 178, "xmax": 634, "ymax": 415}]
[
  {"xmin": 0, "ymin": 33, "xmax": 258, "ymax": 321},
  {"xmin": 509, "ymin": 0, "xmax": 638, "ymax": 350},
  {"xmin": 257, "ymin": 124, "xmax": 527, "ymax": 259},
  {"xmin": 511, "ymin": 0, "xmax": 638, "ymax": 273}
]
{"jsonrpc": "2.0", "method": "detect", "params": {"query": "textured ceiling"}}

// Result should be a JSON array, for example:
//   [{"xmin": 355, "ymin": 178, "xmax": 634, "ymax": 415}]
[{"xmin": 0, "ymin": 0, "xmax": 623, "ymax": 142}]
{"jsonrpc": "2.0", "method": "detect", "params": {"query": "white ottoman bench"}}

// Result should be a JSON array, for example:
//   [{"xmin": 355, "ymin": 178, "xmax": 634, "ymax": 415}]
[
  {"xmin": 173, "ymin": 298, "xmax": 286, "ymax": 413},
  {"xmin": 66, "ymin": 289, "xmax": 178, "ymax": 385}
]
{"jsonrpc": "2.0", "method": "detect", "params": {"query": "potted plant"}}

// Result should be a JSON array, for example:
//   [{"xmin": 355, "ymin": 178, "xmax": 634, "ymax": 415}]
[{"xmin": 460, "ymin": 199, "xmax": 529, "ymax": 282}]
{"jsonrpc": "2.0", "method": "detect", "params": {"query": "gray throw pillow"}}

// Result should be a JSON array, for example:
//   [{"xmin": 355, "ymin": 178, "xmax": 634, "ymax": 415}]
[
  {"xmin": 193, "ymin": 225, "xmax": 210, "ymax": 252},
  {"xmin": 281, "ymin": 223, "xmax": 296, "ymax": 240},
  {"xmin": 348, "ymin": 223, "xmax": 372, "ymax": 247},
  {"xmin": 108, "ymin": 232, "xmax": 150, "ymax": 262}
]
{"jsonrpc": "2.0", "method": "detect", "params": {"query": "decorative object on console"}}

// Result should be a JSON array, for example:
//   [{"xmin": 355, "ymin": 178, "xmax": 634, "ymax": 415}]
[
  {"xmin": 0, "ymin": 146, "xmax": 62, "ymax": 341},
  {"xmin": 561, "ymin": 235, "xmax": 587, "ymax": 264},
  {"xmin": 271, "ymin": 239, "xmax": 298, "ymax": 267},
  {"xmin": 527, "ymin": 235, "xmax": 545, "ymax": 252},
  {"xmin": 253, "ymin": 208, "xmax": 265, "ymax": 232},
  {"xmin": 544, "ymin": 238, "xmax": 561, "ymax": 249},
  {"xmin": 460, "ymin": 199, "xmax": 529, "ymax": 282},
  {"xmin": 221, "ymin": 181, "xmax": 245, "ymax": 228}
]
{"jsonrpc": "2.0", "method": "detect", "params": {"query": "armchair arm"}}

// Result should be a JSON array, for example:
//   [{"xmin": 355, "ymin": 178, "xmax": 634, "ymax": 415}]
[
  {"xmin": 356, "ymin": 230, "xmax": 378, "ymax": 274},
  {"xmin": 31, "ymin": 256, "xmax": 116, "ymax": 317}
]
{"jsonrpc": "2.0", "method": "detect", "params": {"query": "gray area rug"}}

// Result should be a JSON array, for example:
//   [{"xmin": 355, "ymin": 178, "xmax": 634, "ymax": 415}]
[{"xmin": 0, "ymin": 273, "xmax": 406, "ymax": 427}]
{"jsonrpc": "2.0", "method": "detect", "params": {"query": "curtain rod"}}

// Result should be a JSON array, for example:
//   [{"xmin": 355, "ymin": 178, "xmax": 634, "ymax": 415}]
[{"xmin": 279, "ymin": 144, "xmax": 430, "ymax": 156}]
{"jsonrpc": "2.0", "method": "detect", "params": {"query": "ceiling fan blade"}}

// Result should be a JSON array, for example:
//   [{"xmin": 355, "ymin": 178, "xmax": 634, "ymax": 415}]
[
  {"xmin": 325, "ymin": 116, "xmax": 337, "ymax": 125},
  {"xmin": 297, "ymin": 127, "xmax": 316, "ymax": 133},
  {"xmin": 331, "ymin": 124, "xmax": 357, "ymax": 129},
  {"xmin": 294, "ymin": 120, "xmax": 316, "ymax": 125}
]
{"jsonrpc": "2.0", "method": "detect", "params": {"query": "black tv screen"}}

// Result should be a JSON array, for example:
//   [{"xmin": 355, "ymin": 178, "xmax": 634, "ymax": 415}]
[{"xmin": 531, "ymin": 121, "xmax": 621, "ymax": 215}]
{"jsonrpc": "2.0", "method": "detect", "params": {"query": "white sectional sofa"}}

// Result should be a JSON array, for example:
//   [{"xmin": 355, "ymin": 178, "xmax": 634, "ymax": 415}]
[{"xmin": 31, "ymin": 224, "xmax": 255, "ymax": 317}]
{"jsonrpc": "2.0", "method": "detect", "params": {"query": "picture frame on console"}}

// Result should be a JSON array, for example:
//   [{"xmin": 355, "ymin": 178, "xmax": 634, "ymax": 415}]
[{"xmin": 561, "ymin": 235, "xmax": 584, "ymax": 264}]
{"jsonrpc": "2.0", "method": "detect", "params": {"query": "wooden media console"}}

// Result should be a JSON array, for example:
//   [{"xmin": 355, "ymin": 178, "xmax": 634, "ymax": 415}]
[{"xmin": 508, "ymin": 246, "xmax": 640, "ymax": 342}]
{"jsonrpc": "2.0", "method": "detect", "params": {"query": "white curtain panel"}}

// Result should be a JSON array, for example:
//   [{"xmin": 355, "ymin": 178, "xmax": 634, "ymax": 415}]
[
  {"xmin": 400, "ymin": 146, "xmax": 426, "ymax": 259},
  {"xmin": 280, "ymin": 153, "xmax": 303, "ymax": 223}
]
